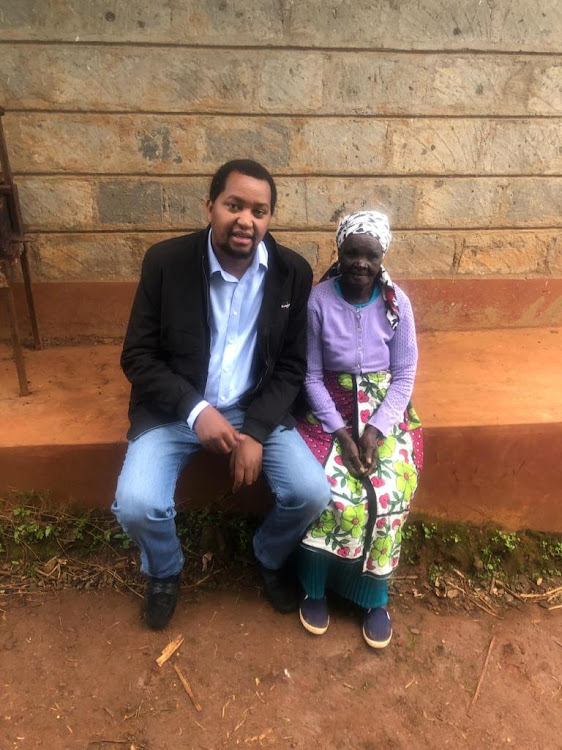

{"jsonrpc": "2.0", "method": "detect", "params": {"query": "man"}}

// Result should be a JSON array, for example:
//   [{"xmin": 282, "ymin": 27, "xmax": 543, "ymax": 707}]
[{"xmin": 112, "ymin": 159, "xmax": 330, "ymax": 629}]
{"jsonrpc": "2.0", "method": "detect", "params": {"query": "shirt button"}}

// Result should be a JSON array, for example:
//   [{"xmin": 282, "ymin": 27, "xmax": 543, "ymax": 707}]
[
  {"xmin": 357, "ymin": 328, "xmax": 362, "ymax": 333},
  {"xmin": 358, "ymin": 345, "xmax": 362, "ymax": 350},
  {"xmin": 220, "ymin": 396, "xmax": 226, "ymax": 402},
  {"xmin": 228, "ymin": 337, "xmax": 234, "ymax": 344},
  {"xmin": 232, "ymin": 310, "xmax": 238, "ymax": 316}
]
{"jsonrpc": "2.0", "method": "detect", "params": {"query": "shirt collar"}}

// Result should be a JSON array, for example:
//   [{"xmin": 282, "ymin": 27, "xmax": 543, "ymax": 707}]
[{"xmin": 208, "ymin": 231, "xmax": 268, "ymax": 280}]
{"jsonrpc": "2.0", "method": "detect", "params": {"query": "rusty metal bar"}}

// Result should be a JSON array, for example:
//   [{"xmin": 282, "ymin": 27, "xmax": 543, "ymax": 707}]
[
  {"xmin": 0, "ymin": 108, "xmax": 14, "ymax": 187},
  {"xmin": 0, "ymin": 260, "xmax": 29, "ymax": 396},
  {"xmin": 0, "ymin": 108, "xmax": 42, "ymax": 375},
  {"xmin": 21, "ymin": 241, "xmax": 42, "ymax": 349}
]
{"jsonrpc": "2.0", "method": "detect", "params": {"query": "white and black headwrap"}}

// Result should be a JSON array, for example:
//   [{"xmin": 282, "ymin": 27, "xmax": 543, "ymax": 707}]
[
  {"xmin": 335, "ymin": 210, "xmax": 392, "ymax": 255},
  {"xmin": 323, "ymin": 210, "xmax": 400, "ymax": 330}
]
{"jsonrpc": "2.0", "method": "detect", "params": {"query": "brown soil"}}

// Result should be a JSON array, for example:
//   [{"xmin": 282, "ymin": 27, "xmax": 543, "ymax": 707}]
[{"xmin": 1, "ymin": 579, "xmax": 561, "ymax": 750}]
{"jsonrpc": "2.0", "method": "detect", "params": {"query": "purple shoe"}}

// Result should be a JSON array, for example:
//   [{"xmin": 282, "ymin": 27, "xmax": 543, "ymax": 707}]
[
  {"xmin": 362, "ymin": 607, "xmax": 392, "ymax": 649},
  {"xmin": 299, "ymin": 595, "xmax": 330, "ymax": 635}
]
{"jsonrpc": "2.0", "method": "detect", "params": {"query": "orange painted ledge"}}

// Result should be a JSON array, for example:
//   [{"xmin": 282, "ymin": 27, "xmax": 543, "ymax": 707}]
[
  {"xmin": 1, "ymin": 327, "xmax": 561, "ymax": 532},
  {"xmin": 2, "ymin": 277, "xmax": 562, "ymax": 341}
]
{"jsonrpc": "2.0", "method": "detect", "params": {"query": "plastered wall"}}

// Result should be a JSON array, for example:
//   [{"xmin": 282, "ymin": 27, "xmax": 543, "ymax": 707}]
[{"xmin": 1, "ymin": 0, "xmax": 561, "ymax": 334}]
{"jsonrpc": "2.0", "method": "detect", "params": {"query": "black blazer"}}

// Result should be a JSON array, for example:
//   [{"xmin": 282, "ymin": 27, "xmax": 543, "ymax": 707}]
[{"xmin": 121, "ymin": 228, "xmax": 313, "ymax": 443}]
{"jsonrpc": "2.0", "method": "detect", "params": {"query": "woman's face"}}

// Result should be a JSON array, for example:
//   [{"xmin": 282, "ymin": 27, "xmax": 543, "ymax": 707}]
[{"xmin": 338, "ymin": 234, "xmax": 384, "ymax": 290}]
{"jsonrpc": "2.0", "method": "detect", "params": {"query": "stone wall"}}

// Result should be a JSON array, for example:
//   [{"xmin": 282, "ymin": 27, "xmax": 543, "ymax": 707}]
[{"xmin": 1, "ymin": 0, "xmax": 561, "ymax": 332}]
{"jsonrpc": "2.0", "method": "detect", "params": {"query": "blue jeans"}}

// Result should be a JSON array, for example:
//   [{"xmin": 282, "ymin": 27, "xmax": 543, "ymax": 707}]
[{"xmin": 112, "ymin": 407, "xmax": 331, "ymax": 579}]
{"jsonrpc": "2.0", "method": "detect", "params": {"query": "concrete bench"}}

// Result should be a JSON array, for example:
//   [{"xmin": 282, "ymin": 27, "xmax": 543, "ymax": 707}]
[{"xmin": 1, "ymin": 326, "xmax": 561, "ymax": 532}]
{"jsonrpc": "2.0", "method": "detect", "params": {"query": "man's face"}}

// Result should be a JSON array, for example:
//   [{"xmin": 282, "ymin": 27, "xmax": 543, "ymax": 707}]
[{"xmin": 207, "ymin": 172, "xmax": 272, "ymax": 261}]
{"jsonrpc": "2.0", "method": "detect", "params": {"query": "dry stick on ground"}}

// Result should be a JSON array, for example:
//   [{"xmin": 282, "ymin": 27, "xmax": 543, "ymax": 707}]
[
  {"xmin": 246, "ymin": 728, "xmax": 273, "ymax": 743},
  {"xmin": 106, "ymin": 569, "xmax": 143, "ymax": 599},
  {"xmin": 494, "ymin": 580, "xmax": 526, "ymax": 602},
  {"xmin": 462, "ymin": 585, "xmax": 501, "ymax": 617},
  {"xmin": 467, "ymin": 635, "xmax": 496, "ymax": 718},
  {"xmin": 156, "ymin": 634, "xmax": 184, "ymax": 667},
  {"xmin": 33, "ymin": 554, "xmax": 144, "ymax": 599},
  {"xmin": 234, "ymin": 707, "xmax": 253, "ymax": 732},
  {"xmin": 187, "ymin": 569, "xmax": 223, "ymax": 588},
  {"xmin": 173, "ymin": 663, "xmax": 202, "ymax": 712},
  {"xmin": 517, "ymin": 586, "xmax": 562, "ymax": 600},
  {"xmin": 222, "ymin": 695, "xmax": 235, "ymax": 719},
  {"xmin": 470, "ymin": 598, "xmax": 502, "ymax": 620},
  {"xmin": 446, "ymin": 582, "xmax": 502, "ymax": 619},
  {"xmin": 548, "ymin": 603, "xmax": 562, "ymax": 611},
  {"xmin": 123, "ymin": 702, "xmax": 144, "ymax": 721}
]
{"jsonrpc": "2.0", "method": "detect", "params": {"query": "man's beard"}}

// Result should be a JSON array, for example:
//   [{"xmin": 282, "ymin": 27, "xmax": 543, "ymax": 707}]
[{"xmin": 217, "ymin": 236, "xmax": 258, "ymax": 260}]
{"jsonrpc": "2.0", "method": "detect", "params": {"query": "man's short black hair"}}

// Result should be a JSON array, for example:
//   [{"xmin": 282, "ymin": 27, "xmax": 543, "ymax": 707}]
[{"xmin": 209, "ymin": 159, "xmax": 277, "ymax": 214}]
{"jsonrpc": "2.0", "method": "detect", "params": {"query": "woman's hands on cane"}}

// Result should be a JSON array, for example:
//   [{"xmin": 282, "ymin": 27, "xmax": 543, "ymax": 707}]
[
  {"xmin": 334, "ymin": 428, "xmax": 367, "ymax": 478},
  {"xmin": 359, "ymin": 424, "xmax": 381, "ymax": 473}
]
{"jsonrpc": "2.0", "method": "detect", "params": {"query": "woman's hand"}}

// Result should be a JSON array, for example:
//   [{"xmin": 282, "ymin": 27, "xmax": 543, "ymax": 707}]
[
  {"xmin": 334, "ymin": 428, "xmax": 367, "ymax": 478},
  {"xmin": 359, "ymin": 424, "xmax": 381, "ymax": 473}
]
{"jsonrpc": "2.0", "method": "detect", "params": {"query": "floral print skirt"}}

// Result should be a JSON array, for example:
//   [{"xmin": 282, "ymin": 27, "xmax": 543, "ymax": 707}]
[{"xmin": 297, "ymin": 371, "xmax": 423, "ymax": 579}]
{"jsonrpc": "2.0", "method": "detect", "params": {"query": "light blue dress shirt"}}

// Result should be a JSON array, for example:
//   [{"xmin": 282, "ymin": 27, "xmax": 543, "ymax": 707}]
[{"xmin": 186, "ymin": 232, "xmax": 268, "ymax": 428}]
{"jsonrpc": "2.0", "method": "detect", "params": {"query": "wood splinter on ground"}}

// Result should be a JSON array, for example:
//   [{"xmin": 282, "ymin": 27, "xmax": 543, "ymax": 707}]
[
  {"xmin": 467, "ymin": 635, "xmax": 496, "ymax": 717},
  {"xmin": 234, "ymin": 707, "xmax": 253, "ymax": 732},
  {"xmin": 245, "ymin": 728, "xmax": 273, "ymax": 743},
  {"xmin": 222, "ymin": 694, "xmax": 235, "ymax": 718},
  {"xmin": 173, "ymin": 663, "xmax": 202, "ymax": 712},
  {"xmin": 156, "ymin": 634, "xmax": 184, "ymax": 667}
]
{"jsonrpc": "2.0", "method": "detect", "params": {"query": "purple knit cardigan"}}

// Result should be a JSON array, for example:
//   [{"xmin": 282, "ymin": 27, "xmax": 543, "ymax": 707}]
[{"xmin": 304, "ymin": 278, "xmax": 418, "ymax": 437}]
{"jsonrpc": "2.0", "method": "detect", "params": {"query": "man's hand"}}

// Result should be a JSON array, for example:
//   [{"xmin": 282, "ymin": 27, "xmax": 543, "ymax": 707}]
[
  {"xmin": 230, "ymin": 434, "xmax": 263, "ymax": 492},
  {"xmin": 194, "ymin": 406, "xmax": 241, "ymax": 453},
  {"xmin": 359, "ymin": 424, "xmax": 381, "ymax": 473},
  {"xmin": 334, "ymin": 428, "xmax": 367, "ymax": 478}
]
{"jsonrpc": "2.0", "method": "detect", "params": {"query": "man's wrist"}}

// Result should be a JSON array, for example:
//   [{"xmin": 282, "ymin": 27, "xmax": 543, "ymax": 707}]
[
  {"xmin": 187, "ymin": 400, "xmax": 211, "ymax": 429},
  {"xmin": 238, "ymin": 420, "xmax": 267, "ymax": 445},
  {"xmin": 239, "ymin": 432, "xmax": 261, "ymax": 446}
]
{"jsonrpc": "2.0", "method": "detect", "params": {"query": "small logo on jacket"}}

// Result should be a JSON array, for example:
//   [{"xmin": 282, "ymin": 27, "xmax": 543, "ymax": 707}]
[{"xmin": 281, "ymin": 301, "xmax": 291, "ymax": 309}]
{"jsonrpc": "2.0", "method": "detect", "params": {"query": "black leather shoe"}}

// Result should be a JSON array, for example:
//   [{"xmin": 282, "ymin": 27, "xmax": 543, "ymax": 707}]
[
  {"xmin": 143, "ymin": 575, "xmax": 180, "ymax": 630},
  {"xmin": 257, "ymin": 563, "xmax": 298, "ymax": 614}
]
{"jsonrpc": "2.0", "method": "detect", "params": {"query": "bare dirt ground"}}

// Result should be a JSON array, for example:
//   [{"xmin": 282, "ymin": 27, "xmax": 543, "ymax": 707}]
[{"xmin": 1, "ymin": 576, "xmax": 561, "ymax": 750}]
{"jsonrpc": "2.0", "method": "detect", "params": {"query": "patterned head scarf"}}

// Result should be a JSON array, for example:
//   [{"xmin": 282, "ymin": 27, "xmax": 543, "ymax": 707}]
[
  {"xmin": 322, "ymin": 210, "xmax": 400, "ymax": 330},
  {"xmin": 336, "ymin": 210, "xmax": 392, "ymax": 255}
]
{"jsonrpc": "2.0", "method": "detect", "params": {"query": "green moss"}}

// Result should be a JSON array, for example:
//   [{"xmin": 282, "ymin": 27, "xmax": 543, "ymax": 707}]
[
  {"xmin": 1, "ymin": 493, "xmax": 561, "ymax": 586},
  {"xmin": 402, "ymin": 518, "xmax": 562, "ymax": 582},
  {"xmin": 0, "ymin": 492, "xmax": 259, "ymax": 576}
]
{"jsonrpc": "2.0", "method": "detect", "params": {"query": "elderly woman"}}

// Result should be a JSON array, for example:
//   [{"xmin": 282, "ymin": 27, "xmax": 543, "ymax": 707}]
[{"xmin": 296, "ymin": 210, "xmax": 423, "ymax": 648}]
